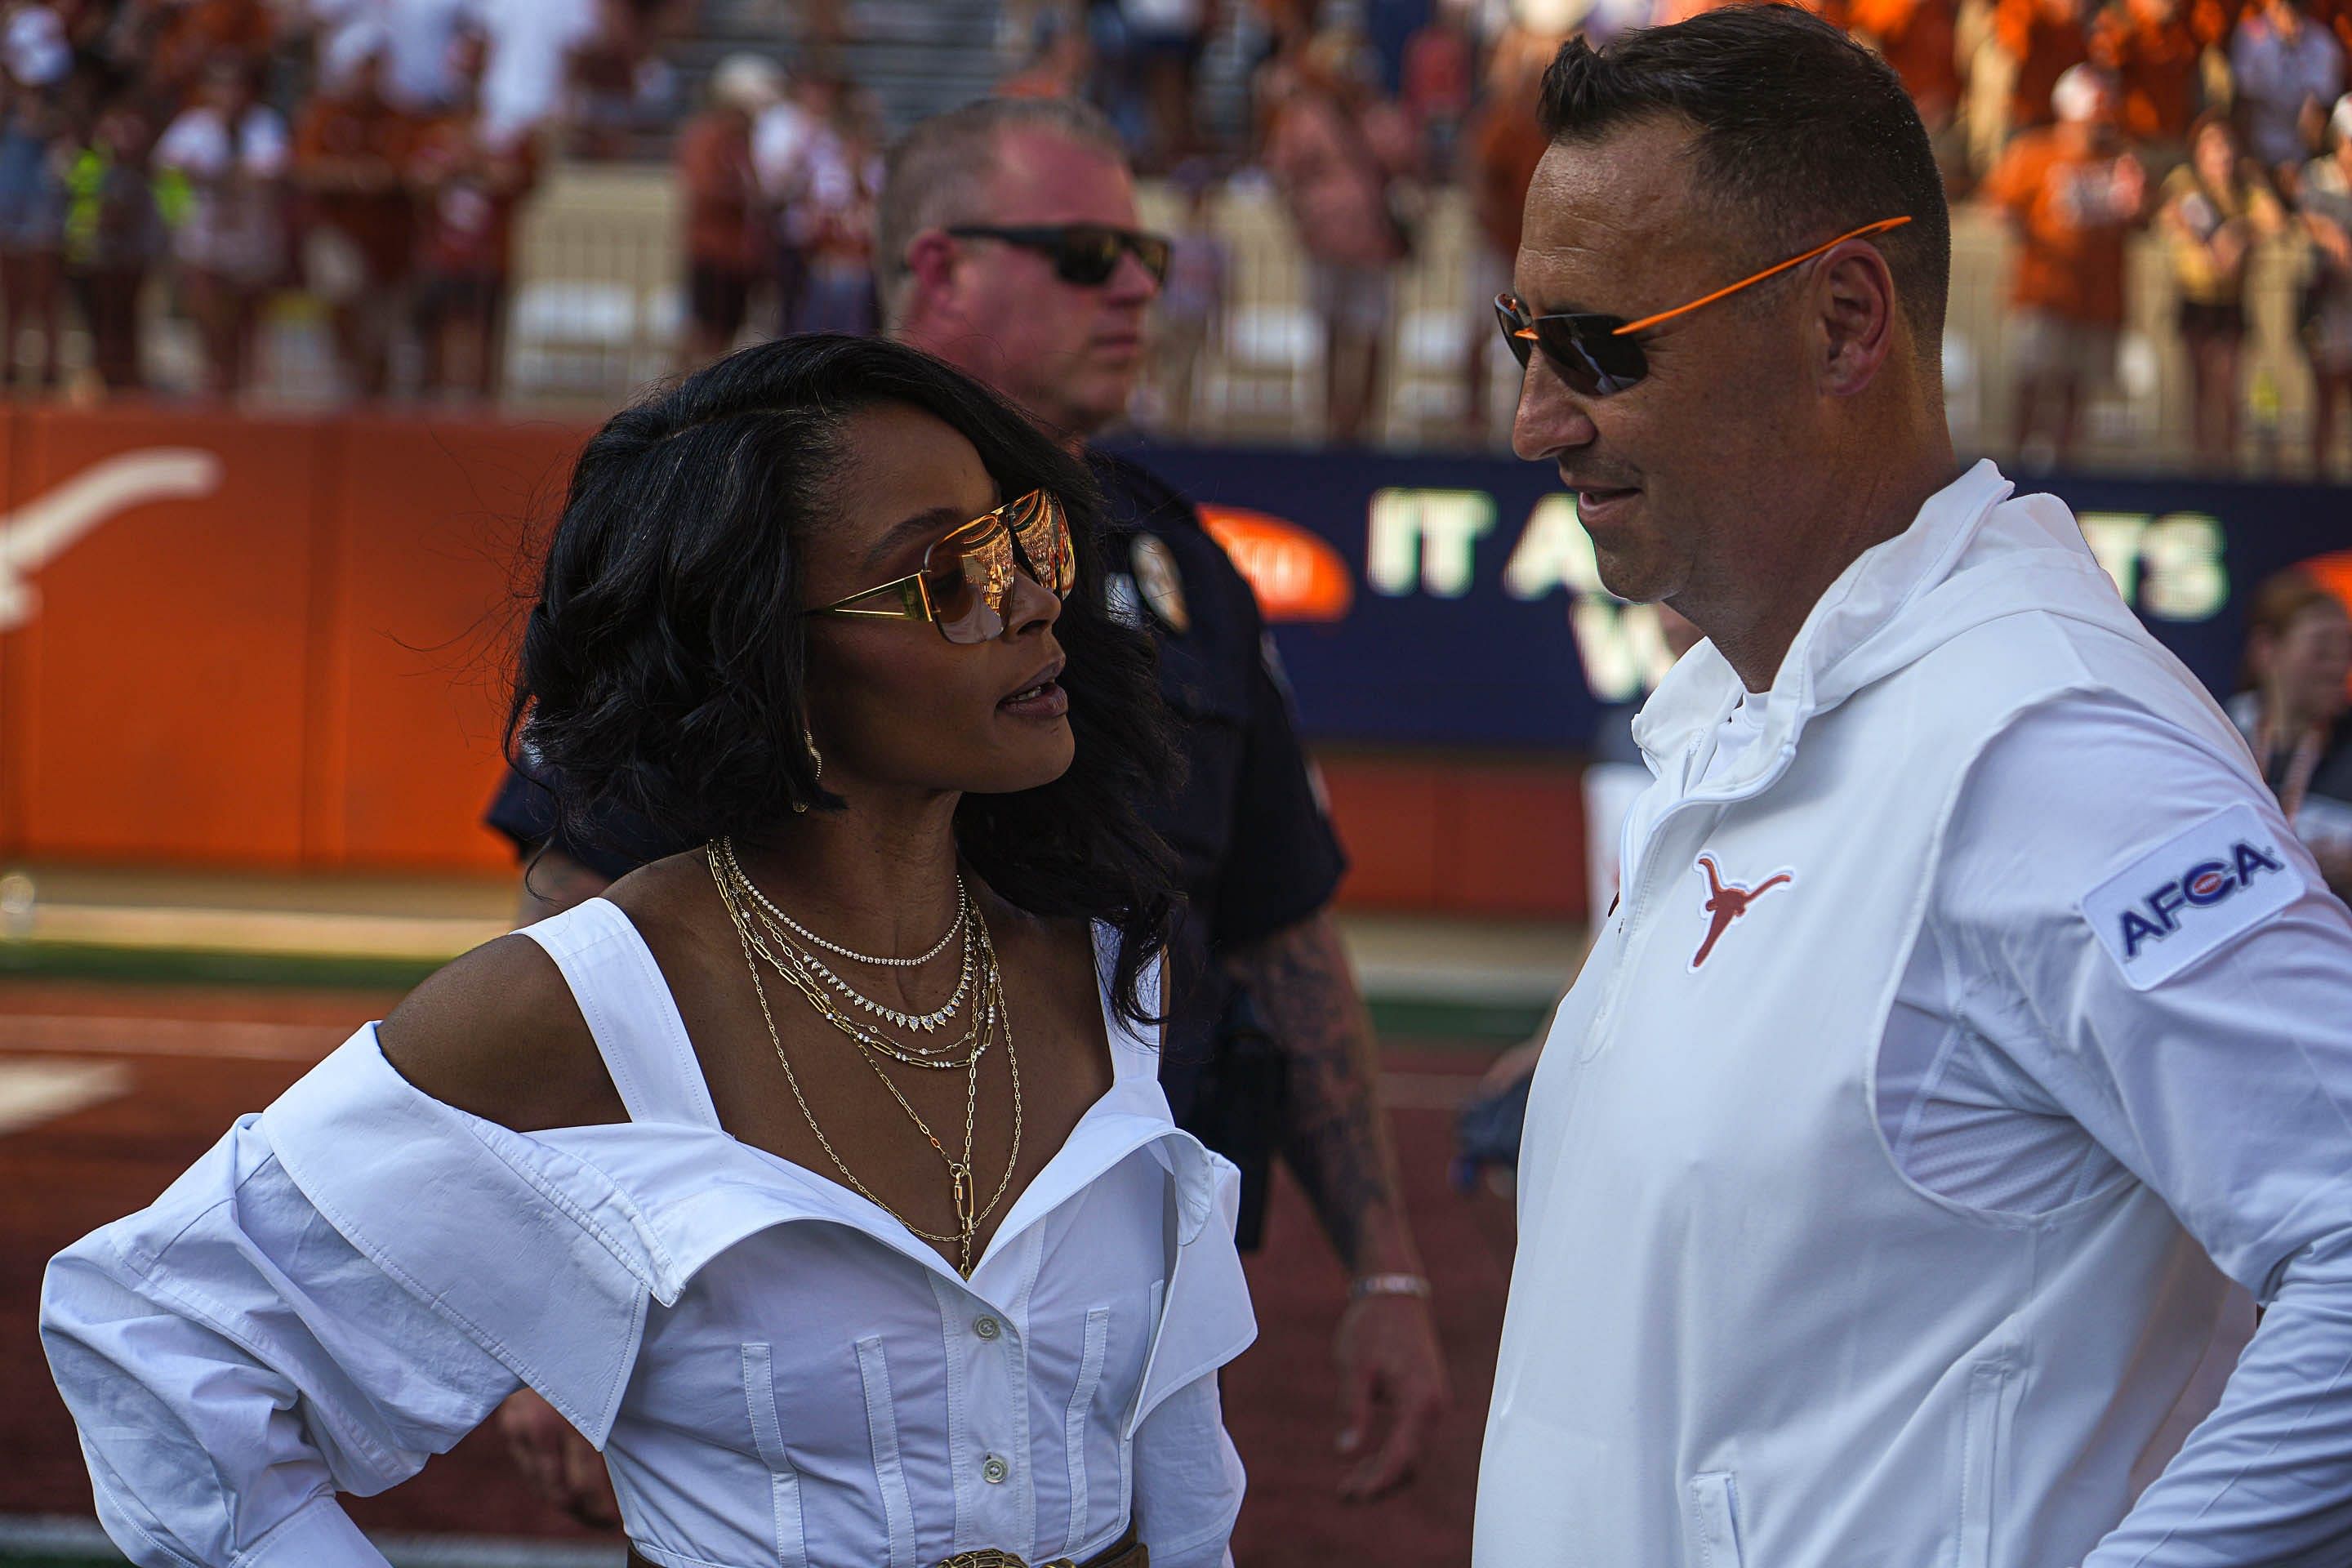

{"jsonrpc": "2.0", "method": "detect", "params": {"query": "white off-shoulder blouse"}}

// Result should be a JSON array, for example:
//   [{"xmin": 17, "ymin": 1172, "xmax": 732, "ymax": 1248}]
[{"xmin": 41, "ymin": 899, "xmax": 1256, "ymax": 1568}]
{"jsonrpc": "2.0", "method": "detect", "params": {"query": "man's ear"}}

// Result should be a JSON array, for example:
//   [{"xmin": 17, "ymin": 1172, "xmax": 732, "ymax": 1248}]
[
  {"xmin": 1815, "ymin": 243, "xmax": 1899, "ymax": 398},
  {"xmin": 902, "ymin": 229, "xmax": 959, "ymax": 313}
]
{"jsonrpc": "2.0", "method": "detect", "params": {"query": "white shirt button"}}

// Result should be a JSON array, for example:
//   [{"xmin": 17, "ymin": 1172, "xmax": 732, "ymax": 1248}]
[
  {"xmin": 982, "ymin": 1454, "xmax": 1010, "ymax": 1485},
  {"xmin": 973, "ymin": 1314, "xmax": 1001, "ymax": 1341}
]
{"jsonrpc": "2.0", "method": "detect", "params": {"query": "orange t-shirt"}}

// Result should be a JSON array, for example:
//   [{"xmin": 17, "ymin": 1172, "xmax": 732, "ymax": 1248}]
[
  {"xmin": 1850, "ymin": 0, "xmax": 1962, "ymax": 120},
  {"xmin": 676, "ymin": 112, "xmax": 764, "ymax": 274},
  {"xmin": 1981, "ymin": 128, "xmax": 2135, "ymax": 323},
  {"xmin": 1997, "ymin": 0, "xmax": 2096, "ymax": 127},
  {"xmin": 2091, "ymin": 5, "xmax": 2202, "ymax": 142},
  {"xmin": 1464, "ymin": 95, "xmax": 1549, "ymax": 258},
  {"xmin": 293, "ymin": 96, "xmax": 416, "ymax": 282}
]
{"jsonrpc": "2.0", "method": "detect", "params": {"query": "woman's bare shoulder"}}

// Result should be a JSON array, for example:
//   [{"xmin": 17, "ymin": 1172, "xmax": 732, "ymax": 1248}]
[{"xmin": 376, "ymin": 931, "xmax": 627, "ymax": 1133}]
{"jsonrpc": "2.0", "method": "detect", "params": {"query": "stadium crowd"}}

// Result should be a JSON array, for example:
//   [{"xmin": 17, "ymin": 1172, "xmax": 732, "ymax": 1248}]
[
  {"xmin": 4, "ymin": 0, "xmax": 2352, "ymax": 474},
  {"xmin": 972, "ymin": 0, "xmax": 2352, "ymax": 468},
  {"xmin": 0, "ymin": 0, "xmax": 683, "ymax": 403}
]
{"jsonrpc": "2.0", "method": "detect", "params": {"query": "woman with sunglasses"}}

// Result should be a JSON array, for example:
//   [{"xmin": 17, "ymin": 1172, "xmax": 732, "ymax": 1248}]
[{"xmin": 42, "ymin": 335, "xmax": 1256, "ymax": 1568}]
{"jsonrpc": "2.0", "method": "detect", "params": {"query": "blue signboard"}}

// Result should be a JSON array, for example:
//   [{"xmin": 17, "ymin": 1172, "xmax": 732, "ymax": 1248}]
[{"xmin": 1111, "ymin": 440, "xmax": 2352, "ymax": 751}]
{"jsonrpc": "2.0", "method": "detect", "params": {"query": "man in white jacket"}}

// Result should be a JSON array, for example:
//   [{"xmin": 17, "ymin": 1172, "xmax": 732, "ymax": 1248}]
[{"xmin": 1477, "ymin": 9, "xmax": 2352, "ymax": 1567}]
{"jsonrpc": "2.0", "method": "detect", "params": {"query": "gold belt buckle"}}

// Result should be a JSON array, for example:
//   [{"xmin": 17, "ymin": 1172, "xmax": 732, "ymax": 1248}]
[{"xmin": 933, "ymin": 1554, "xmax": 1079, "ymax": 1568}]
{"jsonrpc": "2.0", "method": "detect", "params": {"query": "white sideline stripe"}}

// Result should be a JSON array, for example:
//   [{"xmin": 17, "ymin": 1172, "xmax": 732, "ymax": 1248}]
[
  {"xmin": 0, "ymin": 1015, "xmax": 345, "ymax": 1062},
  {"xmin": 20, "ymin": 902, "xmax": 507, "ymax": 961},
  {"xmin": 0, "ymin": 1060, "xmax": 131, "ymax": 1134},
  {"xmin": 0, "ymin": 1515, "xmax": 626, "ymax": 1567}
]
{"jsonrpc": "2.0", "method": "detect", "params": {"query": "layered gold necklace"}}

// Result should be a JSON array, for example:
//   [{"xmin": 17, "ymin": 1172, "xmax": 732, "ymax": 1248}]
[{"xmin": 708, "ymin": 840, "xmax": 1022, "ymax": 1276}]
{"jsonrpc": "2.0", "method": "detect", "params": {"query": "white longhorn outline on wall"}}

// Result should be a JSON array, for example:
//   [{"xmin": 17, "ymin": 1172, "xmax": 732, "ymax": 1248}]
[{"xmin": 0, "ymin": 449, "xmax": 226, "ymax": 630}]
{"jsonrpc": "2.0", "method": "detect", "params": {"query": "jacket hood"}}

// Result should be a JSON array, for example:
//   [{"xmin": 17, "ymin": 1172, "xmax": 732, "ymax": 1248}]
[{"xmin": 1629, "ymin": 460, "xmax": 2147, "ymax": 793}]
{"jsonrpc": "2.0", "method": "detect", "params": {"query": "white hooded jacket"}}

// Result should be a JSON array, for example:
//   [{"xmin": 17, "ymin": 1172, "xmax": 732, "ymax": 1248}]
[{"xmin": 1475, "ymin": 461, "xmax": 2352, "ymax": 1568}]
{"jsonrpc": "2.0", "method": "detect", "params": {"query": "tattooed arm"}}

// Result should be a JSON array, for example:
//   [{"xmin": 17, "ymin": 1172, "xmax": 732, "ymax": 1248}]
[{"xmin": 1226, "ymin": 910, "xmax": 1450, "ymax": 1499}]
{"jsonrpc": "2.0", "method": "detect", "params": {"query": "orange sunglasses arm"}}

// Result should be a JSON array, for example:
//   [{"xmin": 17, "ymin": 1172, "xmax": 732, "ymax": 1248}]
[{"xmin": 1612, "ymin": 216, "xmax": 1913, "ymax": 337}]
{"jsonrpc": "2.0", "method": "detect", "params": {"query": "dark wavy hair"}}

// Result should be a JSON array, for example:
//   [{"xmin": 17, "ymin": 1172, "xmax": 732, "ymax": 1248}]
[{"xmin": 510, "ymin": 334, "xmax": 1178, "ymax": 1024}]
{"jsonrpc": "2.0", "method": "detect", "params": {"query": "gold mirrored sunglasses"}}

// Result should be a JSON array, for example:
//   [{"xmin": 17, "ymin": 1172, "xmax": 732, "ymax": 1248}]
[{"xmin": 815, "ymin": 489, "xmax": 1076, "ymax": 644}]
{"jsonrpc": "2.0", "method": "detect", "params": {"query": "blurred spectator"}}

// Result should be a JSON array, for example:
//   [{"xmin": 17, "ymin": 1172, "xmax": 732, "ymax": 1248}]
[
  {"xmin": 1846, "ymin": 0, "xmax": 1962, "ymax": 146},
  {"xmin": 1116, "ymin": 0, "xmax": 1210, "ymax": 171},
  {"xmin": 1401, "ymin": 0, "xmax": 1476, "ymax": 169},
  {"xmin": 782, "ymin": 85, "xmax": 880, "ymax": 336},
  {"xmin": 153, "ymin": 56, "xmax": 286, "ymax": 399},
  {"xmin": 675, "ymin": 52, "xmax": 776, "ymax": 367},
  {"xmin": 64, "ymin": 96, "xmax": 161, "ymax": 391},
  {"xmin": 152, "ymin": 0, "xmax": 274, "ymax": 102},
  {"xmin": 1460, "ymin": 41, "xmax": 1547, "ymax": 436},
  {"xmin": 475, "ymin": 0, "xmax": 598, "ymax": 150},
  {"xmin": 570, "ymin": 0, "xmax": 688, "ymax": 160},
  {"xmin": 2091, "ymin": 0, "xmax": 2203, "ymax": 167},
  {"xmin": 295, "ymin": 24, "xmax": 416, "ymax": 399},
  {"xmin": 0, "ymin": 10, "xmax": 72, "ymax": 390},
  {"xmin": 2230, "ymin": 0, "xmax": 2343, "ymax": 180},
  {"xmin": 752, "ymin": 69, "xmax": 828, "ymax": 341},
  {"xmin": 1983, "ymin": 64, "xmax": 2146, "ymax": 466},
  {"xmin": 1000, "ymin": 7, "xmax": 1094, "ymax": 99},
  {"xmin": 1147, "ymin": 158, "xmax": 1227, "ymax": 429},
  {"xmin": 2229, "ymin": 568, "xmax": 2352, "ymax": 895},
  {"xmin": 408, "ymin": 26, "xmax": 532, "ymax": 399},
  {"xmin": 1263, "ymin": 28, "xmax": 1419, "ymax": 444},
  {"xmin": 2296, "ymin": 93, "xmax": 2352, "ymax": 468},
  {"xmin": 1998, "ymin": 0, "xmax": 2094, "ymax": 134},
  {"xmin": 2158, "ymin": 114, "xmax": 2283, "ymax": 466},
  {"xmin": 374, "ymin": 0, "xmax": 472, "ymax": 117}
]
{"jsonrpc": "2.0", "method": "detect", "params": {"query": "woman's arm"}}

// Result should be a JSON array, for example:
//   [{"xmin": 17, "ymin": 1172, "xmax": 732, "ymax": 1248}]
[{"xmin": 42, "ymin": 1116, "xmax": 523, "ymax": 1566}]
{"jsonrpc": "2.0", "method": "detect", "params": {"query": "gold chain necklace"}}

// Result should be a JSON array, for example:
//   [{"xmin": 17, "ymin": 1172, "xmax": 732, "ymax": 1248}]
[
  {"xmin": 709, "ymin": 846, "xmax": 1023, "ymax": 1275},
  {"xmin": 723, "ymin": 875, "xmax": 987, "ymax": 1070},
  {"xmin": 721, "ymin": 836, "xmax": 967, "ymax": 968},
  {"xmin": 717, "ymin": 839, "xmax": 975, "ymax": 1034}
]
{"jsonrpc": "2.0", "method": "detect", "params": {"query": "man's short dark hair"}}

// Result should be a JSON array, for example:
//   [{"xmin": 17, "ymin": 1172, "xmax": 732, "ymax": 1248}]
[{"xmin": 1538, "ymin": 4, "xmax": 1950, "ymax": 354}]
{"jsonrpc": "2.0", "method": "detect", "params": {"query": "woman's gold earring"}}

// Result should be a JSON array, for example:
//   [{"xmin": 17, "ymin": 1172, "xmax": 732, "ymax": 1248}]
[{"xmin": 794, "ymin": 728, "xmax": 822, "ymax": 813}]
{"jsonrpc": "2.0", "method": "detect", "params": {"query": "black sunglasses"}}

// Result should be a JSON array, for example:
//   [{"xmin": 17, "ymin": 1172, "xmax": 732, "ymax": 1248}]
[
  {"xmin": 1497, "ymin": 217, "xmax": 1913, "ymax": 397},
  {"xmin": 946, "ymin": 224, "xmax": 1172, "ymax": 287}
]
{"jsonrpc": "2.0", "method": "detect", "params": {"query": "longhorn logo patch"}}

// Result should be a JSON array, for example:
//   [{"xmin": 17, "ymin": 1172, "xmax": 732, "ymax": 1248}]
[{"xmin": 1690, "ymin": 854, "xmax": 1795, "ymax": 970}]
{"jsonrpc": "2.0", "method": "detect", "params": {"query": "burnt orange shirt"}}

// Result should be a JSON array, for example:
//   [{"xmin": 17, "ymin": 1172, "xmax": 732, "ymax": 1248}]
[
  {"xmin": 1998, "ymin": 0, "xmax": 2096, "ymax": 127},
  {"xmin": 294, "ymin": 96, "xmax": 416, "ymax": 281},
  {"xmin": 1464, "ymin": 93, "xmax": 1549, "ymax": 258},
  {"xmin": 2091, "ymin": 4, "xmax": 2202, "ymax": 142},
  {"xmin": 677, "ymin": 111, "xmax": 764, "ymax": 274},
  {"xmin": 1982, "ymin": 127, "xmax": 2135, "ymax": 323},
  {"xmin": 1851, "ymin": 0, "xmax": 1962, "ymax": 120}
]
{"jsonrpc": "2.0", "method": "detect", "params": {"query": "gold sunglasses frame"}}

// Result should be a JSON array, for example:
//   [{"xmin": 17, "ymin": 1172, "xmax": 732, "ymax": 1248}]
[{"xmin": 815, "ymin": 489, "xmax": 1072, "ymax": 637}]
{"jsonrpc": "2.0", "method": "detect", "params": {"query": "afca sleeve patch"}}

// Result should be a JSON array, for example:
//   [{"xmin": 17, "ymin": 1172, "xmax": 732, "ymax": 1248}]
[{"xmin": 2078, "ymin": 801, "xmax": 2303, "ymax": 990}]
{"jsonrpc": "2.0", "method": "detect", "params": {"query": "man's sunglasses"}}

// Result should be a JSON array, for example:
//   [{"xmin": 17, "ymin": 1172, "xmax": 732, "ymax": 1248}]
[
  {"xmin": 1496, "ymin": 216, "xmax": 1913, "ymax": 397},
  {"xmin": 816, "ymin": 489, "xmax": 1076, "ymax": 644},
  {"xmin": 946, "ymin": 224, "xmax": 1173, "ymax": 287}
]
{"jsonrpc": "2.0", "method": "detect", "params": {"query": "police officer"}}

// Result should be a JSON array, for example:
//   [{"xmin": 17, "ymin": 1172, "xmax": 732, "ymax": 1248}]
[{"xmin": 488, "ymin": 95, "xmax": 1450, "ymax": 1517}]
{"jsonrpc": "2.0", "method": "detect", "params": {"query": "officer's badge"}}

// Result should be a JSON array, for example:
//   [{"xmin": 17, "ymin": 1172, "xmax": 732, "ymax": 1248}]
[{"xmin": 1130, "ymin": 533, "xmax": 1189, "ymax": 634}]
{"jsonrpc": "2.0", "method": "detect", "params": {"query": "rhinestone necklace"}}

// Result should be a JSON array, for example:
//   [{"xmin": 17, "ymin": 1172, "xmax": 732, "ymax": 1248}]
[
  {"xmin": 721, "ymin": 836, "xmax": 965, "ymax": 968},
  {"xmin": 715, "ymin": 848, "xmax": 975, "ymax": 1036}
]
